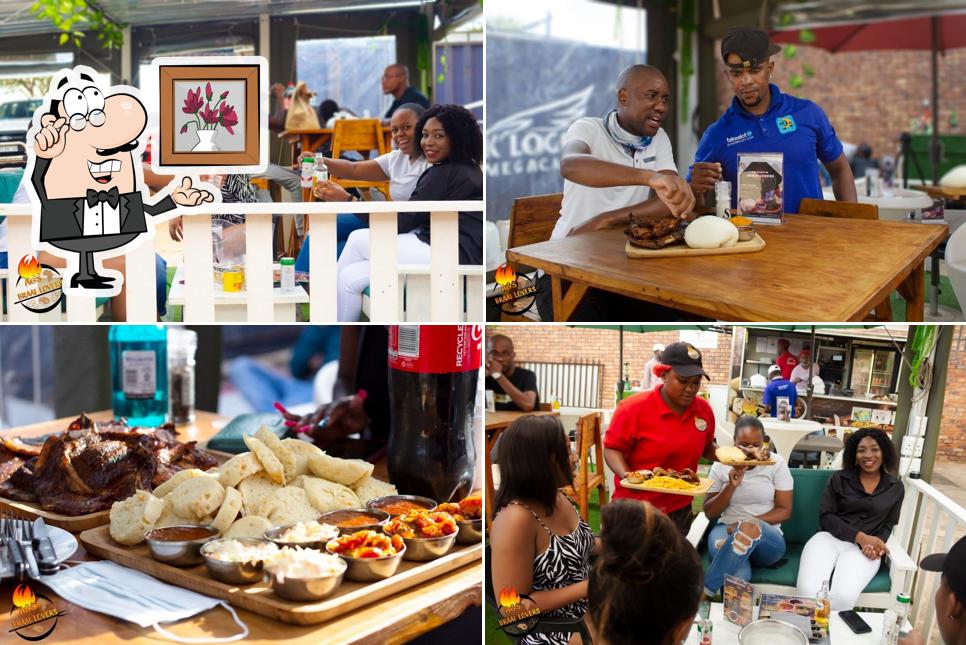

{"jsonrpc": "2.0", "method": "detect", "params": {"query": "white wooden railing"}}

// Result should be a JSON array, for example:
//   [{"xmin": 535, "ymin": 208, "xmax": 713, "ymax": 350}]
[
  {"xmin": 1, "ymin": 200, "xmax": 484, "ymax": 322},
  {"xmin": 895, "ymin": 476, "xmax": 966, "ymax": 643}
]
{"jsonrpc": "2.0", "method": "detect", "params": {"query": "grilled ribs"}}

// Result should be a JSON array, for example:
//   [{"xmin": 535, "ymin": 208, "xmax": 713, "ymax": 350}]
[
  {"xmin": 624, "ymin": 212, "xmax": 688, "ymax": 249},
  {"xmin": 0, "ymin": 414, "xmax": 217, "ymax": 515}
]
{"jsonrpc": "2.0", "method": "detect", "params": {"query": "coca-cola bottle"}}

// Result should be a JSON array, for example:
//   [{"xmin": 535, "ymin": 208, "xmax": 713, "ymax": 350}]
[{"xmin": 387, "ymin": 325, "xmax": 482, "ymax": 503}]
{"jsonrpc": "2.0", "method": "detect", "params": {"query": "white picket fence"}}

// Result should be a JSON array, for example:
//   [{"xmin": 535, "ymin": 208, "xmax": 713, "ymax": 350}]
[
  {"xmin": 894, "ymin": 476, "xmax": 966, "ymax": 643},
  {"xmin": 1, "ymin": 200, "xmax": 484, "ymax": 322}
]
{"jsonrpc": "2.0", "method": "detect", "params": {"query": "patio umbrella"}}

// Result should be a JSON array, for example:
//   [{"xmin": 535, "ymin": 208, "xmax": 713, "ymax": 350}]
[{"xmin": 771, "ymin": 11, "xmax": 966, "ymax": 185}]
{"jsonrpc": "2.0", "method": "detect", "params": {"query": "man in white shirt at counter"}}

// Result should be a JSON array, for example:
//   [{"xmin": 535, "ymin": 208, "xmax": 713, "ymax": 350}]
[
  {"xmin": 533, "ymin": 64, "xmax": 705, "ymax": 322},
  {"xmin": 790, "ymin": 349, "xmax": 821, "ymax": 393}
]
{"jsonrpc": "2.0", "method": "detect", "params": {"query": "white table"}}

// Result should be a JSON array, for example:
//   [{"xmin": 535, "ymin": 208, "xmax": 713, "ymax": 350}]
[
  {"xmin": 822, "ymin": 187, "xmax": 933, "ymax": 221},
  {"xmin": 167, "ymin": 265, "xmax": 309, "ymax": 322},
  {"xmin": 687, "ymin": 602, "xmax": 886, "ymax": 643},
  {"xmin": 757, "ymin": 418, "xmax": 824, "ymax": 462}
]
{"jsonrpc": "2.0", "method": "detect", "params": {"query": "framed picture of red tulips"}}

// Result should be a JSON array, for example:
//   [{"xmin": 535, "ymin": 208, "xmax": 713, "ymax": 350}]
[{"xmin": 158, "ymin": 63, "xmax": 261, "ymax": 166}]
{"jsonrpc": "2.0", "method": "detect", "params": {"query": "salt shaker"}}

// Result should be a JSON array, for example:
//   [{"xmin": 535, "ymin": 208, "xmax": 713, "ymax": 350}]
[{"xmin": 714, "ymin": 181, "xmax": 732, "ymax": 218}]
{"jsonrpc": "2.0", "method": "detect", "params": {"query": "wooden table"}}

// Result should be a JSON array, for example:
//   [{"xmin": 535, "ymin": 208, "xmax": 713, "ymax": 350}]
[
  {"xmin": 0, "ymin": 411, "xmax": 481, "ymax": 643},
  {"xmin": 912, "ymin": 183, "xmax": 966, "ymax": 202},
  {"xmin": 506, "ymin": 215, "xmax": 947, "ymax": 321},
  {"xmin": 484, "ymin": 410, "xmax": 559, "ymax": 523}
]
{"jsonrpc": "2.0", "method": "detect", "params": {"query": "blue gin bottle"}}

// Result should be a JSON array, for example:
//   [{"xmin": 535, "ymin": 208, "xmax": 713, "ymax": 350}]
[{"xmin": 109, "ymin": 325, "xmax": 168, "ymax": 426}]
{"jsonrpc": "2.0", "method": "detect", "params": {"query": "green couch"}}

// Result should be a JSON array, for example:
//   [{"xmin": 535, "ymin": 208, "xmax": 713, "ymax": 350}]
[{"xmin": 688, "ymin": 468, "xmax": 916, "ymax": 609}]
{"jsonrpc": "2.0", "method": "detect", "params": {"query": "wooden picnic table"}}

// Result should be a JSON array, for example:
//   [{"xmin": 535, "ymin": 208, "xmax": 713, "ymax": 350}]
[
  {"xmin": 506, "ymin": 215, "xmax": 947, "ymax": 321},
  {"xmin": 0, "ymin": 411, "xmax": 481, "ymax": 644},
  {"xmin": 484, "ymin": 410, "xmax": 559, "ymax": 523}
]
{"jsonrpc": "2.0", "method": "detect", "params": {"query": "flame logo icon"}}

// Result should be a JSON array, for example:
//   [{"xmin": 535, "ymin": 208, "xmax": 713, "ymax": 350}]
[
  {"xmin": 17, "ymin": 255, "xmax": 41, "ymax": 280},
  {"xmin": 494, "ymin": 264, "xmax": 517, "ymax": 289},
  {"xmin": 12, "ymin": 584, "xmax": 36, "ymax": 608},
  {"xmin": 499, "ymin": 587, "xmax": 522, "ymax": 608}
]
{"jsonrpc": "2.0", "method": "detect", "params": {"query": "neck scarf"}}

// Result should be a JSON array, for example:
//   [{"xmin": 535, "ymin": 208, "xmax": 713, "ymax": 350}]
[{"xmin": 604, "ymin": 109, "xmax": 653, "ymax": 154}]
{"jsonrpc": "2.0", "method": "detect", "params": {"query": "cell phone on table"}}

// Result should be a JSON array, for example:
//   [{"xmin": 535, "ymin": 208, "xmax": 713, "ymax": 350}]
[{"xmin": 839, "ymin": 610, "xmax": 872, "ymax": 634}]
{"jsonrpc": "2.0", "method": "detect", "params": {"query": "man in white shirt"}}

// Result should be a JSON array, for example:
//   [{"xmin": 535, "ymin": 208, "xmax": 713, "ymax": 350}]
[
  {"xmin": 641, "ymin": 343, "xmax": 665, "ymax": 391},
  {"xmin": 535, "ymin": 64, "xmax": 703, "ymax": 321},
  {"xmin": 790, "ymin": 349, "xmax": 821, "ymax": 392}
]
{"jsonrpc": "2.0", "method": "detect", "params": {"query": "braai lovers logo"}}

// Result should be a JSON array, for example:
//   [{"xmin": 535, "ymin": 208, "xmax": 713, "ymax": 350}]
[
  {"xmin": 497, "ymin": 586, "xmax": 542, "ymax": 637},
  {"xmin": 9, "ymin": 583, "xmax": 68, "ymax": 640},
  {"xmin": 493, "ymin": 264, "xmax": 538, "ymax": 316},
  {"xmin": 14, "ymin": 255, "xmax": 64, "ymax": 313}
]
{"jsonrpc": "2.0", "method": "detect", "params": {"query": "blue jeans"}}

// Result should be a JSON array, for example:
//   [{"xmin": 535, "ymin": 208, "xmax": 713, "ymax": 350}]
[
  {"xmin": 0, "ymin": 251, "xmax": 7, "ymax": 269},
  {"xmin": 704, "ymin": 519, "xmax": 786, "ymax": 594},
  {"xmin": 228, "ymin": 356, "xmax": 315, "ymax": 413},
  {"xmin": 294, "ymin": 215, "xmax": 369, "ymax": 272}
]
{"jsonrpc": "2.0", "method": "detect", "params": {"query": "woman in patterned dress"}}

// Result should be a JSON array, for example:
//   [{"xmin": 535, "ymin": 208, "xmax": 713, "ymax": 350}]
[{"xmin": 490, "ymin": 415, "xmax": 597, "ymax": 645}]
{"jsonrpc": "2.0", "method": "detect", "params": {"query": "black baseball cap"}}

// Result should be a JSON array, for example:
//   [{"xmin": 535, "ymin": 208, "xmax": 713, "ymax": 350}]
[
  {"xmin": 661, "ymin": 342, "xmax": 709, "ymax": 380},
  {"xmin": 721, "ymin": 27, "xmax": 782, "ymax": 69},
  {"xmin": 921, "ymin": 534, "xmax": 966, "ymax": 604}
]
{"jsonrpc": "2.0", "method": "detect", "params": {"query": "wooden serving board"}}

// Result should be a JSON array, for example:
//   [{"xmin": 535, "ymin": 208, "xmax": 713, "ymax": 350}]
[
  {"xmin": 79, "ymin": 524, "xmax": 483, "ymax": 626},
  {"xmin": 0, "ymin": 449, "xmax": 232, "ymax": 532},
  {"xmin": 619, "ymin": 476, "xmax": 713, "ymax": 497},
  {"xmin": 625, "ymin": 234, "xmax": 765, "ymax": 258}
]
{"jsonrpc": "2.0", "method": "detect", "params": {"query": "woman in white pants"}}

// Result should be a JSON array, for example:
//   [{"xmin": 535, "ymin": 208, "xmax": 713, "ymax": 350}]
[
  {"xmin": 334, "ymin": 104, "xmax": 483, "ymax": 321},
  {"xmin": 797, "ymin": 429, "xmax": 904, "ymax": 610}
]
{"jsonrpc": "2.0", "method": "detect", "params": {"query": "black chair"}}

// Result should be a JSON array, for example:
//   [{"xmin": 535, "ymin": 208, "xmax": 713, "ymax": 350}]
[{"xmin": 485, "ymin": 544, "xmax": 593, "ymax": 644}]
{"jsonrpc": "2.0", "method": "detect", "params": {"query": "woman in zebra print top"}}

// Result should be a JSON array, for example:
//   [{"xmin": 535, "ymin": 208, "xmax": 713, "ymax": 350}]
[{"xmin": 490, "ymin": 415, "xmax": 597, "ymax": 645}]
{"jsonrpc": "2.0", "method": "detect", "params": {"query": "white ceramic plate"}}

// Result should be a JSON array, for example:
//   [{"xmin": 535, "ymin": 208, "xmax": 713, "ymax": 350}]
[{"xmin": 1, "ymin": 524, "xmax": 78, "ymax": 578}]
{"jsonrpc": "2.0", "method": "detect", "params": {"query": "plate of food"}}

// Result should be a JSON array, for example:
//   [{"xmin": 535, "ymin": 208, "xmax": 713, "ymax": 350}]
[
  {"xmin": 619, "ymin": 468, "xmax": 713, "ymax": 496},
  {"xmin": 715, "ymin": 445, "xmax": 776, "ymax": 467},
  {"xmin": 0, "ymin": 414, "xmax": 223, "ymax": 531},
  {"xmin": 624, "ymin": 213, "xmax": 765, "ymax": 259}
]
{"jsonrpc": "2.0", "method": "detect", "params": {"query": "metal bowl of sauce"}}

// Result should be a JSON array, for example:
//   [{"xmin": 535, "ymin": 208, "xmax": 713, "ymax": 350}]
[
  {"xmin": 366, "ymin": 495, "xmax": 437, "ymax": 517},
  {"xmin": 144, "ymin": 525, "xmax": 219, "ymax": 566},
  {"xmin": 318, "ymin": 508, "xmax": 390, "ymax": 535}
]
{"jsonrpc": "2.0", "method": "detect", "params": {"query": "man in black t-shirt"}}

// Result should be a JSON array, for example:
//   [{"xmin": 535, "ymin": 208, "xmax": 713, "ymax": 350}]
[
  {"xmin": 382, "ymin": 64, "xmax": 431, "ymax": 119},
  {"xmin": 484, "ymin": 334, "xmax": 540, "ymax": 412}
]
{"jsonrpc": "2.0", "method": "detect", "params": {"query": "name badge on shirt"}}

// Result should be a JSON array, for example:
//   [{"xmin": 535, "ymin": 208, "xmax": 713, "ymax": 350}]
[
  {"xmin": 694, "ymin": 417, "xmax": 708, "ymax": 432},
  {"xmin": 632, "ymin": 149, "xmax": 657, "ymax": 169}
]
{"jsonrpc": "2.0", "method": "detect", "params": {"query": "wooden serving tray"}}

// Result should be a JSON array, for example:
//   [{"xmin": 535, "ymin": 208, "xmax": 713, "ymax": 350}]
[
  {"xmin": 0, "ymin": 449, "xmax": 232, "ymax": 532},
  {"xmin": 619, "ymin": 476, "xmax": 713, "ymax": 497},
  {"xmin": 79, "ymin": 524, "xmax": 483, "ymax": 626},
  {"xmin": 625, "ymin": 234, "xmax": 765, "ymax": 258}
]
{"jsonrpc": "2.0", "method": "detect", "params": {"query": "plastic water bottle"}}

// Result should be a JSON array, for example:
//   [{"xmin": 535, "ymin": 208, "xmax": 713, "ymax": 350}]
[
  {"xmin": 881, "ymin": 593, "xmax": 911, "ymax": 645},
  {"xmin": 313, "ymin": 154, "xmax": 328, "ymax": 189},
  {"xmin": 299, "ymin": 152, "xmax": 315, "ymax": 188},
  {"xmin": 110, "ymin": 325, "xmax": 168, "ymax": 427}
]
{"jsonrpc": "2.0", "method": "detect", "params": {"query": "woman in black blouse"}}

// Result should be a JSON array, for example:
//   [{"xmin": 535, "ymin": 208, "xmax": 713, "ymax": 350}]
[
  {"xmin": 336, "ymin": 104, "xmax": 482, "ymax": 321},
  {"xmin": 797, "ymin": 428, "xmax": 904, "ymax": 610}
]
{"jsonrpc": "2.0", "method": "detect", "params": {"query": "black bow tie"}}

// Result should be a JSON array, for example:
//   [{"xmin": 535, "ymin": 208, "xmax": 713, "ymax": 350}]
[{"xmin": 86, "ymin": 187, "xmax": 119, "ymax": 209}]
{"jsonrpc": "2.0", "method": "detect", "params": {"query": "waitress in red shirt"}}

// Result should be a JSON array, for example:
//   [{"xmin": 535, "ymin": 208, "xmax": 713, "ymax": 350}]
[{"xmin": 603, "ymin": 341, "xmax": 719, "ymax": 535}]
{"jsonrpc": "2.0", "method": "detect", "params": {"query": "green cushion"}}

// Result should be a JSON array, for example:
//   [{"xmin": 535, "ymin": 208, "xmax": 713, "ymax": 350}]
[
  {"xmin": 0, "ymin": 169, "xmax": 24, "ymax": 203},
  {"xmin": 700, "ymin": 542, "xmax": 890, "ymax": 591},
  {"xmin": 699, "ymin": 468, "xmax": 891, "ymax": 594},
  {"xmin": 782, "ymin": 468, "xmax": 834, "ymax": 545}
]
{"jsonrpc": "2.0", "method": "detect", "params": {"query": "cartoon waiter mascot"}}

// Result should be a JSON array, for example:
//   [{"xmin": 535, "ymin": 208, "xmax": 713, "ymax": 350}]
[{"xmin": 26, "ymin": 65, "xmax": 216, "ymax": 293}]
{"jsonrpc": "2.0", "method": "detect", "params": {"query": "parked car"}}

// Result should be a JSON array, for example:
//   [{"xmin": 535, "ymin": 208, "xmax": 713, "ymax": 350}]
[{"xmin": 0, "ymin": 98, "xmax": 42, "ymax": 167}]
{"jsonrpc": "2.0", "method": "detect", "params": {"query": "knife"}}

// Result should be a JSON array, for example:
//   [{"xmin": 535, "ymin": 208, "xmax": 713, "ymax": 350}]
[
  {"xmin": 32, "ymin": 519, "xmax": 59, "ymax": 575},
  {"xmin": 2, "ymin": 522, "xmax": 26, "ymax": 580}
]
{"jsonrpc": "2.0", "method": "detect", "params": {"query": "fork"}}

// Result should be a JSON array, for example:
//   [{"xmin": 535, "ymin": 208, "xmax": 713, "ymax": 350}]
[
  {"xmin": 1, "ymin": 511, "xmax": 26, "ymax": 580},
  {"xmin": 13, "ymin": 516, "xmax": 39, "ymax": 579}
]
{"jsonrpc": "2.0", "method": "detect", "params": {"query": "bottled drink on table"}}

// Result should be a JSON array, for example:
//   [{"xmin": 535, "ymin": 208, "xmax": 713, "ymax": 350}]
[
  {"xmin": 280, "ymin": 257, "xmax": 296, "ymax": 293},
  {"xmin": 300, "ymin": 152, "xmax": 315, "ymax": 188},
  {"xmin": 387, "ymin": 325, "xmax": 482, "ymax": 503},
  {"xmin": 313, "ymin": 154, "xmax": 329, "ymax": 189},
  {"xmin": 697, "ymin": 618, "xmax": 713, "ymax": 644},
  {"xmin": 168, "ymin": 328, "xmax": 197, "ymax": 425},
  {"xmin": 881, "ymin": 593, "xmax": 911, "ymax": 645},
  {"xmin": 110, "ymin": 325, "xmax": 168, "ymax": 427},
  {"xmin": 815, "ymin": 579, "xmax": 831, "ymax": 627}
]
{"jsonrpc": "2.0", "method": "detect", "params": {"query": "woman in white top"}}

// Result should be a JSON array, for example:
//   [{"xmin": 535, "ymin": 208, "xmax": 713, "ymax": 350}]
[
  {"xmin": 313, "ymin": 103, "xmax": 429, "ymax": 202},
  {"xmin": 702, "ymin": 415, "xmax": 794, "ymax": 595}
]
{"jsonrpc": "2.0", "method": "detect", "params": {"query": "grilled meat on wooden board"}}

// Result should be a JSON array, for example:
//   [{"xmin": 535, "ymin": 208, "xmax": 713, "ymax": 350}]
[
  {"xmin": 0, "ymin": 414, "xmax": 217, "ymax": 515},
  {"xmin": 623, "ymin": 212, "xmax": 696, "ymax": 249}
]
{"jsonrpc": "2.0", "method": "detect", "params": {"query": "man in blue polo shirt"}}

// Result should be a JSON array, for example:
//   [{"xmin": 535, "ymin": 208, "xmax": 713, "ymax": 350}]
[
  {"xmin": 689, "ymin": 27, "xmax": 856, "ymax": 214},
  {"xmin": 762, "ymin": 364, "xmax": 797, "ymax": 418}
]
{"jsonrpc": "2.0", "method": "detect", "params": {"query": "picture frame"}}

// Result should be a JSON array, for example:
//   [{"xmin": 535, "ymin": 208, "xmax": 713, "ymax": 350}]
[{"xmin": 153, "ymin": 56, "xmax": 268, "ymax": 172}]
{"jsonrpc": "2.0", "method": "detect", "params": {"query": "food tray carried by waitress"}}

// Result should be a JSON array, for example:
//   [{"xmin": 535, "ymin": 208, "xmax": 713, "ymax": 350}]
[
  {"xmin": 619, "ymin": 467, "xmax": 713, "ymax": 497},
  {"xmin": 715, "ymin": 445, "xmax": 776, "ymax": 467}
]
